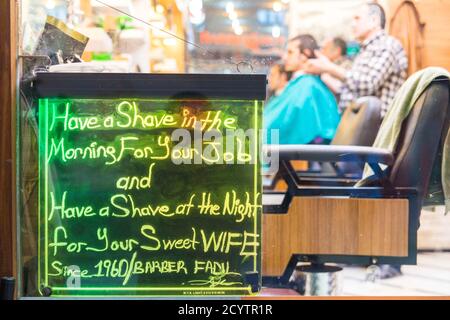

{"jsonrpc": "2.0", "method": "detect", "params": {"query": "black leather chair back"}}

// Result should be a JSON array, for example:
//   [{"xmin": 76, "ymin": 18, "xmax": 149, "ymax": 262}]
[
  {"xmin": 388, "ymin": 78, "xmax": 450, "ymax": 203},
  {"xmin": 332, "ymin": 96, "xmax": 382, "ymax": 146}
]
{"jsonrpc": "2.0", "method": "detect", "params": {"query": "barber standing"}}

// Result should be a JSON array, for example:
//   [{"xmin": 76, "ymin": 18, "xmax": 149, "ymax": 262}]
[{"xmin": 305, "ymin": 2, "xmax": 408, "ymax": 117}]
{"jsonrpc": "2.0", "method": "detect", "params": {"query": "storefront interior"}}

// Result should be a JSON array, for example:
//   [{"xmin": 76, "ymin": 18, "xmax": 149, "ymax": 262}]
[{"xmin": 1, "ymin": 0, "xmax": 450, "ymax": 299}]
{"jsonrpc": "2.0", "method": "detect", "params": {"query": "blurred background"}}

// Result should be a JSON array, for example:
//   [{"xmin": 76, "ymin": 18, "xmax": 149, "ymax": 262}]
[{"xmin": 19, "ymin": 0, "xmax": 450, "ymax": 75}]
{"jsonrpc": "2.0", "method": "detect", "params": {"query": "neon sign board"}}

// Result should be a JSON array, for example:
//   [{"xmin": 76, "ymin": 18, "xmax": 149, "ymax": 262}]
[{"xmin": 36, "ymin": 73, "xmax": 265, "ymax": 296}]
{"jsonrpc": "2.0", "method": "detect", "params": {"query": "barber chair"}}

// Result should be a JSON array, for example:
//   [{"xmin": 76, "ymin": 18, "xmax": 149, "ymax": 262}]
[
  {"xmin": 264, "ymin": 96, "xmax": 382, "ymax": 190},
  {"xmin": 262, "ymin": 78, "xmax": 450, "ymax": 295}
]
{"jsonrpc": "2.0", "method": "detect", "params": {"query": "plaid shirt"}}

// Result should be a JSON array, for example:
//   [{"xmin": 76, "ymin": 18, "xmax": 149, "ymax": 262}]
[{"xmin": 339, "ymin": 31, "xmax": 408, "ymax": 117}]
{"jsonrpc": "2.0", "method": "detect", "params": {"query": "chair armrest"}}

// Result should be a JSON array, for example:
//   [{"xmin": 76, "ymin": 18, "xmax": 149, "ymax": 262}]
[
  {"xmin": 293, "ymin": 176, "xmax": 359, "ymax": 187},
  {"xmin": 263, "ymin": 170, "xmax": 360, "ymax": 190},
  {"xmin": 264, "ymin": 144, "xmax": 394, "ymax": 166},
  {"xmin": 298, "ymin": 171, "xmax": 360, "ymax": 179}
]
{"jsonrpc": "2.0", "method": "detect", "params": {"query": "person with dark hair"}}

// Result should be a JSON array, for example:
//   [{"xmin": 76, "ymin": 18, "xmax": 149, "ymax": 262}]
[
  {"xmin": 267, "ymin": 61, "xmax": 293, "ymax": 99},
  {"xmin": 322, "ymin": 37, "xmax": 351, "ymax": 69},
  {"xmin": 320, "ymin": 37, "xmax": 352, "ymax": 100},
  {"xmin": 304, "ymin": 2, "xmax": 408, "ymax": 117},
  {"xmin": 264, "ymin": 34, "xmax": 340, "ymax": 145}
]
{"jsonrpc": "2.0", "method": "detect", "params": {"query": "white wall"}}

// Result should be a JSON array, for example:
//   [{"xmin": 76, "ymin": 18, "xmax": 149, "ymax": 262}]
[{"xmin": 288, "ymin": 0, "xmax": 365, "ymax": 43}]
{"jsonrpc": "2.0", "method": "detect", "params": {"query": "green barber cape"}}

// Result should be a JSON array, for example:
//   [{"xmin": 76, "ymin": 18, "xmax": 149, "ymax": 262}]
[{"xmin": 264, "ymin": 74, "xmax": 340, "ymax": 144}]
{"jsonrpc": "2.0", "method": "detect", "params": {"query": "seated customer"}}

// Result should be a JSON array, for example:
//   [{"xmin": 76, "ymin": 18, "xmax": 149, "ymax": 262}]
[
  {"xmin": 267, "ymin": 61, "xmax": 293, "ymax": 100},
  {"xmin": 321, "ymin": 37, "xmax": 352, "ymax": 70},
  {"xmin": 264, "ymin": 34, "xmax": 340, "ymax": 145}
]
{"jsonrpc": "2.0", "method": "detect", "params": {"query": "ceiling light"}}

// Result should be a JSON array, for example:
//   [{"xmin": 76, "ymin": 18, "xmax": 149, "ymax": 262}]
[
  {"xmin": 156, "ymin": 4, "xmax": 165, "ymax": 14},
  {"xmin": 189, "ymin": 0, "xmax": 203, "ymax": 11},
  {"xmin": 163, "ymin": 38, "xmax": 177, "ymax": 46},
  {"xmin": 226, "ymin": 2, "xmax": 234, "ymax": 14},
  {"xmin": 272, "ymin": 26, "xmax": 281, "ymax": 38},
  {"xmin": 273, "ymin": 1, "xmax": 282, "ymax": 12},
  {"xmin": 46, "ymin": 0, "xmax": 56, "ymax": 10}
]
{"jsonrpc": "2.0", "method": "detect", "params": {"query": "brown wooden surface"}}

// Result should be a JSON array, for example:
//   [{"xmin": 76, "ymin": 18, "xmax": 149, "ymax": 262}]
[
  {"xmin": 0, "ymin": 0, "xmax": 17, "ymax": 280},
  {"xmin": 381, "ymin": 0, "xmax": 450, "ymax": 72},
  {"xmin": 262, "ymin": 197, "xmax": 409, "ymax": 276}
]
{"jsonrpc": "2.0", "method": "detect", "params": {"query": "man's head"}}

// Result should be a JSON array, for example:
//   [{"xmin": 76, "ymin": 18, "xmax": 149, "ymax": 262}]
[
  {"xmin": 321, "ymin": 37, "xmax": 347, "ymax": 62},
  {"xmin": 268, "ymin": 62, "xmax": 292, "ymax": 93},
  {"xmin": 351, "ymin": 2, "xmax": 386, "ymax": 42},
  {"xmin": 283, "ymin": 34, "xmax": 319, "ymax": 72}
]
